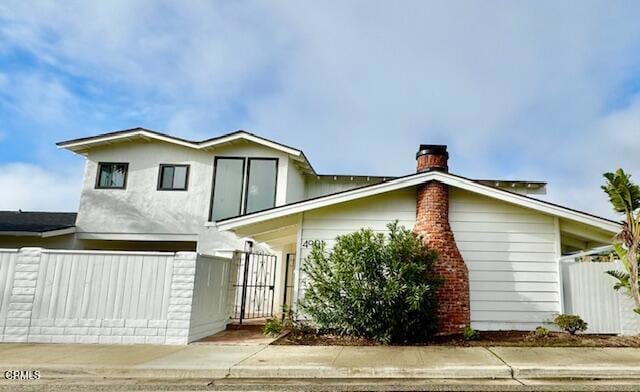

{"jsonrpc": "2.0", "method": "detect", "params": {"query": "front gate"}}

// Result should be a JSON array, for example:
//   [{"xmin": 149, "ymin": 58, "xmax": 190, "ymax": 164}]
[{"xmin": 232, "ymin": 250, "xmax": 277, "ymax": 324}]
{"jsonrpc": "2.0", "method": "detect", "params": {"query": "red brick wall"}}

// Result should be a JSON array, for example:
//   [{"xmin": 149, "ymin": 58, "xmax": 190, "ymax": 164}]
[
  {"xmin": 415, "ymin": 153, "xmax": 470, "ymax": 334},
  {"xmin": 417, "ymin": 154, "xmax": 448, "ymax": 172}
]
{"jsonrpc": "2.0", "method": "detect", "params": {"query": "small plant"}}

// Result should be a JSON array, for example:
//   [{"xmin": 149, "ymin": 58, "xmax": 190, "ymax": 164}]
[
  {"xmin": 281, "ymin": 304, "xmax": 294, "ymax": 329},
  {"xmin": 462, "ymin": 326, "xmax": 478, "ymax": 341},
  {"xmin": 554, "ymin": 314, "xmax": 588, "ymax": 335},
  {"xmin": 533, "ymin": 326, "xmax": 550, "ymax": 338},
  {"xmin": 262, "ymin": 318, "xmax": 284, "ymax": 336}
]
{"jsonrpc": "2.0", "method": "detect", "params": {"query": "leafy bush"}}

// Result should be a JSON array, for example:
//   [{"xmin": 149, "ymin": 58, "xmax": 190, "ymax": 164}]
[
  {"xmin": 462, "ymin": 326, "xmax": 478, "ymax": 341},
  {"xmin": 533, "ymin": 326, "xmax": 550, "ymax": 338},
  {"xmin": 262, "ymin": 318, "xmax": 284, "ymax": 336},
  {"xmin": 299, "ymin": 222, "xmax": 440, "ymax": 344},
  {"xmin": 554, "ymin": 314, "xmax": 588, "ymax": 335}
]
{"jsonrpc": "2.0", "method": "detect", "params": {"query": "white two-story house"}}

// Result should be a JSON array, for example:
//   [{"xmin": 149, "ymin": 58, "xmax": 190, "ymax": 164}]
[{"xmin": 0, "ymin": 127, "xmax": 620, "ymax": 334}]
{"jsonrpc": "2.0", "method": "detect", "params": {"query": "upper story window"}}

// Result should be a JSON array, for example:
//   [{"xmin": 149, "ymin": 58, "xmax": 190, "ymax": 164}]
[
  {"xmin": 245, "ymin": 158, "xmax": 278, "ymax": 214},
  {"xmin": 210, "ymin": 157, "xmax": 278, "ymax": 221},
  {"xmin": 158, "ymin": 164, "xmax": 189, "ymax": 191},
  {"xmin": 96, "ymin": 162, "xmax": 128, "ymax": 189}
]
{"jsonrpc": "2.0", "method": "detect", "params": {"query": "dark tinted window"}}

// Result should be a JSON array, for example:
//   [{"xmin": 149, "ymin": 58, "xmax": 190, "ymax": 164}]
[
  {"xmin": 96, "ymin": 163, "xmax": 128, "ymax": 189},
  {"xmin": 158, "ymin": 165, "xmax": 189, "ymax": 190}
]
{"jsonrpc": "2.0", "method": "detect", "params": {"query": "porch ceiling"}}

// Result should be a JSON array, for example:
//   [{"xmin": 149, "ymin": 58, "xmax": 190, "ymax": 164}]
[
  {"xmin": 232, "ymin": 213, "xmax": 300, "ymax": 249},
  {"xmin": 559, "ymin": 218, "xmax": 615, "ymax": 253}
]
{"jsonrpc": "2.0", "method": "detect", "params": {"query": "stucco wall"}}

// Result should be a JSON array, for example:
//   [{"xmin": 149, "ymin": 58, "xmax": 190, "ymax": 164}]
[
  {"xmin": 286, "ymin": 159, "xmax": 306, "ymax": 204},
  {"xmin": 76, "ymin": 140, "xmax": 296, "ymax": 244}
]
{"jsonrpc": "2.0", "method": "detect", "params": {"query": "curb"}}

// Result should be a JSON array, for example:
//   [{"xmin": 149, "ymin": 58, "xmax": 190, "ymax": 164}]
[
  {"xmin": 228, "ymin": 365, "xmax": 512, "ymax": 379},
  {"xmin": 512, "ymin": 366, "xmax": 640, "ymax": 379}
]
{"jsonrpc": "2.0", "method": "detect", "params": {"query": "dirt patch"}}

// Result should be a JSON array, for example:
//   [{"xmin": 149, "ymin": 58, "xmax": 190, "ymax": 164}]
[{"xmin": 273, "ymin": 330, "xmax": 640, "ymax": 347}]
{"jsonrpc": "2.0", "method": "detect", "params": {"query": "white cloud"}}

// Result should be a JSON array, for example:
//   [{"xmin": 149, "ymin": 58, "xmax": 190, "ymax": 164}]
[
  {"xmin": 1, "ymin": 73, "xmax": 74, "ymax": 124},
  {"xmin": 0, "ymin": 1, "xmax": 639, "ymax": 217},
  {"xmin": 0, "ymin": 163, "xmax": 81, "ymax": 211}
]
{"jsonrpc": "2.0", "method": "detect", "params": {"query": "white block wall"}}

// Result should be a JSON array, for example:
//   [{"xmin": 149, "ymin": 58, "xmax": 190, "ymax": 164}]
[{"xmin": 0, "ymin": 248, "xmax": 232, "ymax": 344}]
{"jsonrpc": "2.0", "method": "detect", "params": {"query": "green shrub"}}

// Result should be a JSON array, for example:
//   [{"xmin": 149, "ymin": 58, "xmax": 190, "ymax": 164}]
[
  {"xmin": 462, "ymin": 326, "xmax": 478, "ymax": 341},
  {"xmin": 554, "ymin": 314, "xmax": 588, "ymax": 335},
  {"xmin": 533, "ymin": 326, "xmax": 550, "ymax": 338},
  {"xmin": 262, "ymin": 318, "xmax": 284, "ymax": 336},
  {"xmin": 299, "ymin": 222, "xmax": 440, "ymax": 344}
]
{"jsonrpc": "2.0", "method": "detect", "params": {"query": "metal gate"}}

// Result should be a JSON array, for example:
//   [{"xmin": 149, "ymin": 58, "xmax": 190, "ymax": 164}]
[{"xmin": 232, "ymin": 250, "xmax": 277, "ymax": 324}]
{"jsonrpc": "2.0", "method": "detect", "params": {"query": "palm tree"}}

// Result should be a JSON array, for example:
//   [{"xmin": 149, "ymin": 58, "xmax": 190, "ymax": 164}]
[{"xmin": 602, "ymin": 169, "xmax": 640, "ymax": 313}]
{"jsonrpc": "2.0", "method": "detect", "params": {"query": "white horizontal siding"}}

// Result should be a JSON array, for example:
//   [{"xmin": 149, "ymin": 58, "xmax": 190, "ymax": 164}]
[
  {"xmin": 305, "ymin": 177, "xmax": 386, "ymax": 199},
  {"xmin": 454, "ymin": 231, "xmax": 555, "ymax": 243},
  {"xmin": 297, "ymin": 189, "xmax": 416, "ymax": 305},
  {"xmin": 451, "ymin": 188, "xmax": 560, "ymax": 330},
  {"xmin": 295, "ymin": 186, "xmax": 560, "ymax": 331}
]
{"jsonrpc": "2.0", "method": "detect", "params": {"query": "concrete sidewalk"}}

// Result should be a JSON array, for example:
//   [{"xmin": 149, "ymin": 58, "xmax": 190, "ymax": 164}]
[{"xmin": 1, "ymin": 343, "xmax": 640, "ymax": 382}]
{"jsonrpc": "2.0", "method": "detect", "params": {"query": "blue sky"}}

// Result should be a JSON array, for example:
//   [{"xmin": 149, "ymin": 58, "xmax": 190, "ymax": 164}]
[{"xmin": 0, "ymin": 1, "xmax": 639, "ymax": 219}]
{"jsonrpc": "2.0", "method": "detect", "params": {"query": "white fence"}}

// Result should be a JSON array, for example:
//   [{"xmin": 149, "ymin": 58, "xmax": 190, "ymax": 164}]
[
  {"xmin": 189, "ymin": 254, "xmax": 234, "ymax": 341},
  {"xmin": 0, "ymin": 249, "xmax": 18, "ymax": 335},
  {"xmin": 562, "ymin": 261, "xmax": 640, "ymax": 335},
  {"xmin": 0, "ymin": 248, "xmax": 233, "ymax": 344}
]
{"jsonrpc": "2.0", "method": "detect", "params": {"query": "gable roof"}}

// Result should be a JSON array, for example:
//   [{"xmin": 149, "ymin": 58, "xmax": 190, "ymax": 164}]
[
  {"xmin": 0, "ymin": 211, "xmax": 77, "ymax": 237},
  {"xmin": 57, "ymin": 127, "xmax": 316, "ymax": 174},
  {"xmin": 216, "ymin": 170, "xmax": 620, "ymax": 234}
]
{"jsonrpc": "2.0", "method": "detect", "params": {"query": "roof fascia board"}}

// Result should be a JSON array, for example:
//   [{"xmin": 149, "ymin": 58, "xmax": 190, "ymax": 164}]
[
  {"xmin": 58, "ymin": 130, "xmax": 199, "ymax": 150},
  {"xmin": 59, "ymin": 130, "xmax": 302, "ymax": 158},
  {"xmin": 437, "ymin": 174, "xmax": 620, "ymax": 233},
  {"xmin": 0, "ymin": 227, "xmax": 76, "ymax": 238},
  {"xmin": 217, "ymin": 171, "xmax": 620, "ymax": 234},
  {"xmin": 199, "ymin": 132, "xmax": 301, "ymax": 156},
  {"xmin": 40, "ymin": 227, "xmax": 77, "ymax": 238},
  {"xmin": 76, "ymin": 232, "xmax": 198, "ymax": 241},
  {"xmin": 0, "ymin": 231, "xmax": 42, "ymax": 237}
]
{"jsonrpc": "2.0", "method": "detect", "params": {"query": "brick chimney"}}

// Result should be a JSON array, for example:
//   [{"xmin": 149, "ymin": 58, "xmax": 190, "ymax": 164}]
[{"xmin": 414, "ymin": 145, "xmax": 470, "ymax": 334}]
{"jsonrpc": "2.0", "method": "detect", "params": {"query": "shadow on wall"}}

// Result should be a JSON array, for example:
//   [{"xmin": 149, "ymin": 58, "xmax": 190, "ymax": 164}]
[{"xmin": 79, "ymin": 191, "xmax": 203, "ymax": 234}]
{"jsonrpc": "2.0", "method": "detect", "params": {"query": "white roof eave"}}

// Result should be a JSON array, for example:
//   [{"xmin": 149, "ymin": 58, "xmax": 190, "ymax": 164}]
[
  {"xmin": 216, "ymin": 171, "xmax": 621, "ymax": 235},
  {"xmin": 59, "ymin": 130, "xmax": 306, "ymax": 161}
]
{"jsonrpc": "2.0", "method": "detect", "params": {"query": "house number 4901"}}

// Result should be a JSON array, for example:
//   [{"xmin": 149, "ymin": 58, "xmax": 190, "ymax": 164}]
[{"xmin": 301, "ymin": 240, "xmax": 324, "ymax": 248}]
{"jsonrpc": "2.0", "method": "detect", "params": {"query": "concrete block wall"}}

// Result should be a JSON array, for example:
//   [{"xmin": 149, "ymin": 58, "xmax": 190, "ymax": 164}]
[
  {"xmin": 3, "ymin": 247, "xmax": 40, "ymax": 342},
  {"xmin": 166, "ymin": 252, "xmax": 197, "ymax": 345},
  {"xmin": 0, "ymin": 248, "xmax": 205, "ymax": 345}
]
